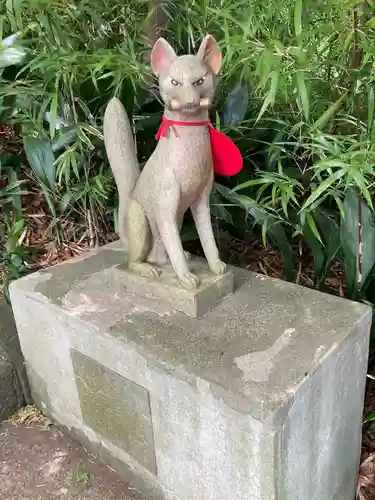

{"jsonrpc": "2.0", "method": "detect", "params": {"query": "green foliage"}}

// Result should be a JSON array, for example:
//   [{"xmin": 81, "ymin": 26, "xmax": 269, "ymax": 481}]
[
  {"xmin": 341, "ymin": 188, "xmax": 375, "ymax": 300},
  {"xmin": 1, "ymin": 0, "xmax": 375, "ymax": 329},
  {"xmin": 0, "ymin": 157, "xmax": 29, "ymax": 301},
  {"xmin": 23, "ymin": 135, "xmax": 55, "ymax": 190}
]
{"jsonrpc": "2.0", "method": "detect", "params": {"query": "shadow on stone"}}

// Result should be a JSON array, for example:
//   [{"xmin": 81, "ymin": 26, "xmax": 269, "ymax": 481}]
[{"xmin": 0, "ymin": 299, "xmax": 32, "ymax": 421}]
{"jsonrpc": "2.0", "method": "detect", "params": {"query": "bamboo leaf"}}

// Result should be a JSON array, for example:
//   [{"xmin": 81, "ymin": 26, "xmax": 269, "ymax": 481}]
[
  {"xmin": 341, "ymin": 188, "xmax": 375, "ymax": 298},
  {"xmin": 23, "ymin": 136, "xmax": 56, "ymax": 190},
  {"xmin": 314, "ymin": 208, "xmax": 341, "ymax": 286},
  {"xmin": 310, "ymin": 93, "xmax": 348, "ymax": 132},
  {"xmin": 6, "ymin": 167, "xmax": 22, "ymax": 213},
  {"xmin": 267, "ymin": 222, "xmax": 295, "ymax": 281},
  {"xmin": 351, "ymin": 169, "xmax": 374, "ymax": 210},
  {"xmin": 60, "ymin": 191, "xmax": 73, "ymax": 212},
  {"xmin": 368, "ymin": 86, "xmax": 374, "ymax": 134},
  {"xmin": 269, "ymin": 69, "xmax": 279, "ymax": 105},
  {"xmin": 49, "ymin": 93, "xmax": 59, "ymax": 140},
  {"xmin": 303, "ymin": 220, "xmax": 325, "ymax": 278},
  {"xmin": 52, "ymin": 126, "xmax": 76, "ymax": 152},
  {"xmin": 294, "ymin": 0, "xmax": 303, "ymax": 42},
  {"xmin": 232, "ymin": 178, "xmax": 270, "ymax": 192},
  {"xmin": 296, "ymin": 71, "xmax": 309, "ymax": 121},
  {"xmin": 256, "ymin": 92, "xmax": 272, "ymax": 123},
  {"xmin": 256, "ymin": 48, "xmax": 274, "ymax": 88},
  {"xmin": 41, "ymin": 185, "xmax": 56, "ymax": 217},
  {"xmin": 256, "ymin": 70, "xmax": 279, "ymax": 122},
  {"xmin": 300, "ymin": 169, "xmax": 346, "ymax": 212},
  {"xmin": 365, "ymin": 17, "xmax": 375, "ymax": 30},
  {"xmin": 306, "ymin": 212, "xmax": 322, "ymax": 244}
]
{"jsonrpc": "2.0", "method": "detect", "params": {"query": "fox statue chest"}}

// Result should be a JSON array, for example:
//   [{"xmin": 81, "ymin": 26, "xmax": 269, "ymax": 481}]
[{"xmin": 134, "ymin": 127, "xmax": 212, "ymax": 212}]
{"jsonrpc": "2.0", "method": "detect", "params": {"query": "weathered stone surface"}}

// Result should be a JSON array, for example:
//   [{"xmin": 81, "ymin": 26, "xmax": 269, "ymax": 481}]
[
  {"xmin": 9, "ymin": 241, "xmax": 372, "ymax": 500},
  {"xmin": 0, "ymin": 300, "xmax": 31, "ymax": 421},
  {"xmin": 114, "ymin": 258, "xmax": 234, "ymax": 317},
  {"xmin": 71, "ymin": 349, "xmax": 157, "ymax": 474}
]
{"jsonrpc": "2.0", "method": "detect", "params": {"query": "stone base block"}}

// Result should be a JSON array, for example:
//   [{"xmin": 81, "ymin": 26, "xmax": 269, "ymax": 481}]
[
  {"xmin": 114, "ymin": 258, "xmax": 234, "ymax": 317},
  {"xmin": 9, "ymin": 241, "xmax": 372, "ymax": 500}
]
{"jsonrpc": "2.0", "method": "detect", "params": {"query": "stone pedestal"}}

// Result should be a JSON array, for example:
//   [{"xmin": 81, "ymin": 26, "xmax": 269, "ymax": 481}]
[
  {"xmin": 9, "ymin": 241, "xmax": 371, "ymax": 500},
  {"xmin": 114, "ymin": 258, "xmax": 234, "ymax": 317}
]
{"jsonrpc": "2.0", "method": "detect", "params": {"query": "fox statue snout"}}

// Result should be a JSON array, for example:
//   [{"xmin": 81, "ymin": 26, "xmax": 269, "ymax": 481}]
[{"xmin": 103, "ymin": 34, "xmax": 228, "ymax": 290}]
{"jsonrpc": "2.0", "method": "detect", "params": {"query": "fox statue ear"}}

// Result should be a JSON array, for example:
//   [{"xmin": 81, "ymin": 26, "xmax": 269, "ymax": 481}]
[
  {"xmin": 151, "ymin": 38, "xmax": 177, "ymax": 76},
  {"xmin": 197, "ymin": 34, "xmax": 222, "ymax": 75}
]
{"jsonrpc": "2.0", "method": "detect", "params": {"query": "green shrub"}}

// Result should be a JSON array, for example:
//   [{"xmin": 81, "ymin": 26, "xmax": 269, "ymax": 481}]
[{"xmin": 1, "ymin": 0, "xmax": 375, "ymax": 316}]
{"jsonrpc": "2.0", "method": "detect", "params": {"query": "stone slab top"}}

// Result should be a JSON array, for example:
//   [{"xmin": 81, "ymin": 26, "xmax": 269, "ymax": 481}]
[{"xmin": 11, "ymin": 241, "xmax": 371, "ymax": 424}]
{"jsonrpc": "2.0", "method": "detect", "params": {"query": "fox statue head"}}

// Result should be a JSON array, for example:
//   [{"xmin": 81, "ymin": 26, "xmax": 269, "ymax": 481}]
[{"xmin": 150, "ymin": 34, "xmax": 222, "ymax": 114}]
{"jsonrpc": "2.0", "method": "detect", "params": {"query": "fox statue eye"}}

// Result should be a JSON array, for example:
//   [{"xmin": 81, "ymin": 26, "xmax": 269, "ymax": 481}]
[
  {"xmin": 170, "ymin": 78, "xmax": 180, "ymax": 86},
  {"xmin": 193, "ymin": 77, "xmax": 205, "ymax": 86}
]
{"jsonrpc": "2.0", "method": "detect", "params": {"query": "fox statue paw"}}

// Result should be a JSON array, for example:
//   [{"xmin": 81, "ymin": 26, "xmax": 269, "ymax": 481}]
[
  {"xmin": 179, "ymin": 271, "xmax": 200, "ymax": 289},
  {"xmin": 209, "ymin": 259, "xmax": 227, "ymax": 275},
  {"xmin": 129, "ymin": 262, "xmax": 161, "ymax": 278}
]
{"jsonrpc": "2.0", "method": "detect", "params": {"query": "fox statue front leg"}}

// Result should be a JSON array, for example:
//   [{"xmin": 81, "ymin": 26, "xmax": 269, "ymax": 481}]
[
  {"xmin": 190, "ymin": 172, "xmax": 227, "ymax": 277},
  {"xmin": 154, "ymin": 192, "xmax": 200, "ymax": 290}
]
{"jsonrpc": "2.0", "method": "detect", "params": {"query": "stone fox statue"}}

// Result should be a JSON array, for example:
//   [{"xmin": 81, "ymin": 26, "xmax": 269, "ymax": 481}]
[{"xmin": 103, "ymin": 35, "xmax": 241, "ymax": 290}]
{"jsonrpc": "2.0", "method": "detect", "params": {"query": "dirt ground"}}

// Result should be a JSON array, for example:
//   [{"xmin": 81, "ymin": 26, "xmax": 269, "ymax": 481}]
[{"xmin": 0, "ymin": 409, "xmax": 149, "ymax": 500}]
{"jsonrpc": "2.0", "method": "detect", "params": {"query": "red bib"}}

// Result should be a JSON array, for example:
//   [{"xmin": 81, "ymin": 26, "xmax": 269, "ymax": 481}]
[{"xmin": 155, "ymin": 116, "xmax": 243, "ymax": 177}]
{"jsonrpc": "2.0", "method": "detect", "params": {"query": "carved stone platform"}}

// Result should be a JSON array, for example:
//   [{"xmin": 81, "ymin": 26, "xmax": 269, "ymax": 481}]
[{"xmin": 114, "ymin": 258, "xmax": 234, "ymax": 318}]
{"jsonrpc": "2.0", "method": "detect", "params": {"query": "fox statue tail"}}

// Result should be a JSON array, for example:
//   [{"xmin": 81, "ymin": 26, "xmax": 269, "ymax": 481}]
[{"xmin": 103, "ymin": 97, "xmax": 140, "ymax": 250}]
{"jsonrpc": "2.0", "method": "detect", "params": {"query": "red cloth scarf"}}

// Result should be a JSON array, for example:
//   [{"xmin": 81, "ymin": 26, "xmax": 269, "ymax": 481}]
[{"xmin": 155, "ymin": 116, "xmax": 243, "ymax": 177}]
